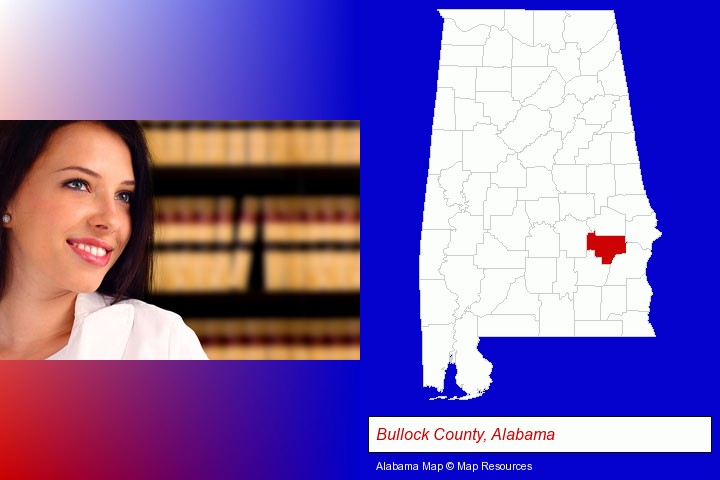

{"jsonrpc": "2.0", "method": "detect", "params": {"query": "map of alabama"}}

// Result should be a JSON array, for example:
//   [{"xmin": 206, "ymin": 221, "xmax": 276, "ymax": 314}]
[{"xmin": 420, "ymin": 10, "xmax": 661, "ymax": 399}]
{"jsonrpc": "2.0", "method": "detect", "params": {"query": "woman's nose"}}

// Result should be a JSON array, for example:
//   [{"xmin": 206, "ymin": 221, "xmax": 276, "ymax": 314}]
[{"xmin": 89, "ymin": 194, "xmax": 122, "ymax": 232}]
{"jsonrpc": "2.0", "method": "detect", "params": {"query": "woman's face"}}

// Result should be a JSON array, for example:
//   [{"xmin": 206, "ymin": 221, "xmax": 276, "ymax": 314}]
[{"xmin": 4, "ymin": 122, "xmax": 134, "ymax": 295}]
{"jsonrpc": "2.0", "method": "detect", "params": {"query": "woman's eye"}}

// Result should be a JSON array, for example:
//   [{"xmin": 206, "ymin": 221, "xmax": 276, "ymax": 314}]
[
  {"xmin": 64, "ymin": 179, "xmax": 89, "ymax": 191},
  {"xmin": 116, "ymin": 191, "xmax": 133, "ymax": 204}
]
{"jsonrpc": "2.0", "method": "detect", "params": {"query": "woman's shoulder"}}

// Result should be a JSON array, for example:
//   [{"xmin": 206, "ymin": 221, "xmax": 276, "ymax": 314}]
[
  {"xmin": 115, "ymin": 296, "xmax": 183, "ymax": 324},
  {"xmin": 83, "ymin": 293, "xmax": 208, "ymax": 359},
  {"xmin": 89, "ymin": 293, "xmax": 183, "ymax": 331}
]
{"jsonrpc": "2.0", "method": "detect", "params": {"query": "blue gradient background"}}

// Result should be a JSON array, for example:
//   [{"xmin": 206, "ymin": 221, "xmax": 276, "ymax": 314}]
[{"xmin": 0, "ymin": 0, "xmax": 718, "ymax": 479}]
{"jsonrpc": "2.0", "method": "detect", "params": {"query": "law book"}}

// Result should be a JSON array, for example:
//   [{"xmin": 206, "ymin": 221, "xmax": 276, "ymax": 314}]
[
  {"xmin": 345, "ymin": 122, "xmax": 361, "ymax": 165},
  {"xmin": 268, "ymin": 122, "xmax": 292, "ymax": 165},
  {"xmin": 329, "ymin": 121, "xmax": 360, "ymax": 165},
  {"xmin": 247, "ymin": 122, "xmax": 270, "ymax": 165},
  {"xmin": 215, "ymin": 196, "xmax": 235, "ymax": 243},
  {"xmin": 191, "ymin": 197, "xmax": 216, "ymax": 243},
  {"xmin": 164, "ymin": 122, "xmax": 187, "ymax": 165},
  {"xmin": 187, "ymin": 121, "xmax": 227, "ymax": 165},
  {"xmin": 307, "ymin": 121, "xmax": 330, "ymax": 164},
  {"xmin": 226, "ymin": 122, "xmax": 248, "ymax": 165}
]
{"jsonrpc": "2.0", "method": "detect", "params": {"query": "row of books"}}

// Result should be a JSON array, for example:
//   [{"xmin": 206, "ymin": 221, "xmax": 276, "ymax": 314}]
[
  {"xmin": 153, "ymin": 250, "xmax": 359, "ymax": 292},
  {"xmin": 154, "ymin": 196, "xmax": 360, "ymax": 244},
  {"xmin": 142, "ymin": 121, "xmax": 360, "ymax": 166},
  {"xmin": 185, "ymin": 318, "xmax": 360, "ymax": 360},
  {"xmin": 151, "ymin": 195, "xmax": 360, "ymax": 292}
]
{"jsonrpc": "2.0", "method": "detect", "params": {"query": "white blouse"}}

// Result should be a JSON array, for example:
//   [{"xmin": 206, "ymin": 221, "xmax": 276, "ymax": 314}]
[{"xmin": 47, "ymin": 292, "xmax": 208, "ymax": 360}]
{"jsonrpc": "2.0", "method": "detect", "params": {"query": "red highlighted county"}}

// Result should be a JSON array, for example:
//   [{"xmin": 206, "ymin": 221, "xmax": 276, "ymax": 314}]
[{"xmin": 587, "ymin": 231, "xmax": 626, "ymax": 264}]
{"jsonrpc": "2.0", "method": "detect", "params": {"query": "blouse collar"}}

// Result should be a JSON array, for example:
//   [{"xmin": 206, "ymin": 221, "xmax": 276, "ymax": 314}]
[{"xmin": 51, "ymin": 292, "xmax": 135, "ymax": 360}]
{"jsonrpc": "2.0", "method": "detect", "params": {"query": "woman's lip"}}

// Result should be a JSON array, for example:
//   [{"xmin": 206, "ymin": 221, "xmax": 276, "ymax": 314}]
[
  {"xmin": 67, "ymin": 241, "xmax": 112, "ymax": 267},
  {"xmin": 66, "ymin": 237, "xmax": 114, "ymax": 251}
]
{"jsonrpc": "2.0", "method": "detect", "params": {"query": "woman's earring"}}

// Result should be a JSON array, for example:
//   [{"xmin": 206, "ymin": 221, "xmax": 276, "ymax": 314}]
[{"xmin": 2, "ymin": 214, "xmax": 10, "ymax": 224}]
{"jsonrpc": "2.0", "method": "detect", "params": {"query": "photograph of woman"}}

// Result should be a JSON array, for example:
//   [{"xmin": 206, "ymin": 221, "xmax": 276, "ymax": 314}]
[{"xmin": 0, "ymin": 121, "xmax": 208, "ymax": 359}]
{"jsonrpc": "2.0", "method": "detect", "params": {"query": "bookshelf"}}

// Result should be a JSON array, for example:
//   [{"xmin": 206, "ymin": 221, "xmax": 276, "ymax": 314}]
[{"xmin": 142, "ymin": 121, "xmax": 360, "ymax": 359}]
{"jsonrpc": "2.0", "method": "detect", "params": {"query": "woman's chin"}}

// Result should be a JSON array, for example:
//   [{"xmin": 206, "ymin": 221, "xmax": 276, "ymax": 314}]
[{"xmin": 66, "ymin": 279, "xmax": 104, "ymax": 294}]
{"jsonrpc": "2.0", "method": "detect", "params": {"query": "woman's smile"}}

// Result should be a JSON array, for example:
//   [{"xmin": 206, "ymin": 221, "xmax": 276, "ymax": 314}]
[{"xmin": 67, "ymin": 237, "xmax": 115, "ymax": 267}]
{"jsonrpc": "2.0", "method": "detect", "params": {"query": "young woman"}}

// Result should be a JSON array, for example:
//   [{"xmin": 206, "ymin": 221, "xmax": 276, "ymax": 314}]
[{"xmin": 0, "ymin": 121, "xmax": 207, "ymax": 359}]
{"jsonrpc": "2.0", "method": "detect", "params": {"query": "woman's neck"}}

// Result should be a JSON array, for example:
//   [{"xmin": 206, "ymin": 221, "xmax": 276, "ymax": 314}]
[{"xmin": 0, "ymin": 284, "xmax": 77, "ymax": 360}]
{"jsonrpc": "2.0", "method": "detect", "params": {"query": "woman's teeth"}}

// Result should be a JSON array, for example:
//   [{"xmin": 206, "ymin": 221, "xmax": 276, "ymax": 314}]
[{"xmin": 72, "ymin": 242, "xmax": 107, "ymax": 257}]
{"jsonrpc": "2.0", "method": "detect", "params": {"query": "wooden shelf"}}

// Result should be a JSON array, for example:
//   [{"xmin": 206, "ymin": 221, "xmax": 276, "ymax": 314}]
[
  {"xmin": 147, "ymin": 292, "xmax": 360, "ymax": 318},
  {"xmin": 153, "ymin": 166, "xmax": 360, "ymax": 195}
]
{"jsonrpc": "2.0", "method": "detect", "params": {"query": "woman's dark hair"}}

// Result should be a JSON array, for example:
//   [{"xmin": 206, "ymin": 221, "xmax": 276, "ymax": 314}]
[{"xmin": 0, "ymin": 121, "xmax": 154, "ymax": 302}]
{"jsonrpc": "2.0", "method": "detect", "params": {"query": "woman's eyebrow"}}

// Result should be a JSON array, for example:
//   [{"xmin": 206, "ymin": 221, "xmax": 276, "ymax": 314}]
[{"xmin": 55, "ymin": 165, "xmax": 135, "ymax": 186}]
